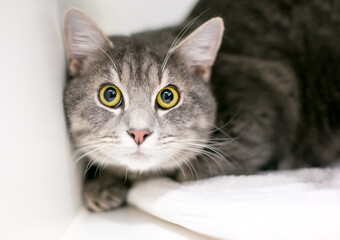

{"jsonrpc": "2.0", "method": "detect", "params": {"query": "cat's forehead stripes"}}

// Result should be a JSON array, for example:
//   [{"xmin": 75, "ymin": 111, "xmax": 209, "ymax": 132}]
[{"xmin": 116, "ymin": 52, "xmax": 161, "ymax": 88}]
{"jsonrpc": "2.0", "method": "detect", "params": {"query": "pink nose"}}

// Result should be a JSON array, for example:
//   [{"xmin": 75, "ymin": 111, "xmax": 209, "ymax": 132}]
[{"xmin": 128, "ymin": 130, "xmax": 152, "ymax": 145}]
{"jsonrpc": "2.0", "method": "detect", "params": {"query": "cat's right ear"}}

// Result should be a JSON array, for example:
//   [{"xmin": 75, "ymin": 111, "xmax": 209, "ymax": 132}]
[
  {"xmin": 172, "ymin": 18, "xmax": 224, "ymax": 82},
  {"xmin": 64, "ymin": 8, "xmax": 113, "ymax": 76}
]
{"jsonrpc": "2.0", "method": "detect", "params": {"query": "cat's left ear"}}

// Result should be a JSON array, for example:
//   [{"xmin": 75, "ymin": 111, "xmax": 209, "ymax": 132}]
[
  {"xmin": 64, "ymin": 8, "xmax": 114, "ymax": 76},
  {"xmin": 173, "ymin": 18, "xmax": 224, "ymax": 82}
]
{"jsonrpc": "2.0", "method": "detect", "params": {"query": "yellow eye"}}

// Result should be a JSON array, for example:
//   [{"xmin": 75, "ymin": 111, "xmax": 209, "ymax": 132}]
[
  {"xmin": 99, "ymin": 85, "xmax": 122, "ymax": 108},
  {"xmin": 156, "ymin": 86, "xmax": 179, "ymax": 109}
]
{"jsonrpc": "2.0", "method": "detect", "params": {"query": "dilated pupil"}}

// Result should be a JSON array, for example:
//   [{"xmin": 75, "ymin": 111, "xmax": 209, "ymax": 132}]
[
  {"xmin": 104, "ymin": 88, "xmax": 116, "ymax": 102},
  {"xmin": 161, "ymin": 90, "xmax": 173, "ymax": 104}
]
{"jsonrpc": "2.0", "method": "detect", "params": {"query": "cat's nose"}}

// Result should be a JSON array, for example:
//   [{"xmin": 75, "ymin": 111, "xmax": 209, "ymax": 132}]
[{"xmin": 128, "ymin": 130, "xmax": 152, "ymax": 145}]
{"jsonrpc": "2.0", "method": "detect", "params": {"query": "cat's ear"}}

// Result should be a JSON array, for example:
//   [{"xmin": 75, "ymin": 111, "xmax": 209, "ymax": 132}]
[
  {"xmin": 173, "ymin": 18, "xmax": 224, "ymax": 82},
  {"xmin": 64, "ymin": 8, "xmax": 113, "ymax": 76}
]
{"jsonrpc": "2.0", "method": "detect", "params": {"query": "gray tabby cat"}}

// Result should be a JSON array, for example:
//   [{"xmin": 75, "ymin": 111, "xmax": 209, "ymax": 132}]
[{"xmin": 63, "ymin": 0, "xmax": 340, "ymax": 212}]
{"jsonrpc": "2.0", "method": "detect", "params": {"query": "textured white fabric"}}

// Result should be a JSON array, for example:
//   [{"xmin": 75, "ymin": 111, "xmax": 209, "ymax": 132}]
[{"xmin": 127, "ymin": 167, "xmax": 340, "ymax": 240}]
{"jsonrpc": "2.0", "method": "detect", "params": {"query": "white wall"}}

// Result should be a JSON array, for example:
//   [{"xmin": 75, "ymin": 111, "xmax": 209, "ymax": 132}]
[
  {"xmin": 0, "ymin": 1, "xmax": 81, "ymax": 239},
  {"xmin": 61, "ymin": 0, "xmax": 197, "ymax": 35},
  {"xmin": 0, "ymin": 0, "xmax": 196, "ymax": 239}
]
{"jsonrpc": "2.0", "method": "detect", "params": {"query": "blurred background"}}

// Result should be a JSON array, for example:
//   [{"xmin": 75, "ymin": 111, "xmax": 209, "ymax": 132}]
[{"xmin": 0, "ymin": 0, "xmax": 197, "ymax": 239}]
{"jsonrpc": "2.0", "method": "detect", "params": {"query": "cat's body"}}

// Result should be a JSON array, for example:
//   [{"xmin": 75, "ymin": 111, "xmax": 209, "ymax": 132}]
[
  {"xmin": 63, "ymin": 0, "xmax": 340, "ymax": 211},
  {"xmin": 189, "ymin": 0, "xmax": 340, "ymax": 173}
]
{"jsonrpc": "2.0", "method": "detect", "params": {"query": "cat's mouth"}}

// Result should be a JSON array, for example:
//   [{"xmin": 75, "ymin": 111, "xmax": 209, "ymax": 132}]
[
  {"xmin": 127, "ymin": 149, "xmax": 152, "ymax": 161},
  {"xmin": 129, "ymin": 151, "xmax": 146, "ymax": 159}
]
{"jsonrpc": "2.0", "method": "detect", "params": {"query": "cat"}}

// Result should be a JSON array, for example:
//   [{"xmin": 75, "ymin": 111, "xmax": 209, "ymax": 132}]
[{"xmin": 63, "ymin": 0, "xmax": 340, "ymax": 212}]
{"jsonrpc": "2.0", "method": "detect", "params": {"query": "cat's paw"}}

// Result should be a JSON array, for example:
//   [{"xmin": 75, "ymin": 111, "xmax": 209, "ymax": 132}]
[{"xmin": 83, "ymin": 179, "xmax": 127, "ymax": 212}]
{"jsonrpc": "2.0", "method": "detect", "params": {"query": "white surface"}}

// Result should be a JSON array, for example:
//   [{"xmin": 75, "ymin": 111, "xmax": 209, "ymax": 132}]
[
  {"xmin": 63, "ymin": 207, "xmax": 211, "ymax": 240},
  {"xmin": 128, "ymin": 167, "xmax": 340, "ymax": 240},
  {"xmin": 0, "ymin": 0, "xmax": 81, "ymax": 239}
]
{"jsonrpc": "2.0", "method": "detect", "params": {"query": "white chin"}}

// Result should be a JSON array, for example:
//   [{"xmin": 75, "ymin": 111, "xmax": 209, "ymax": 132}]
[
  {"xmin": 95, "ymin": 147, "xmax": 192, "ymax": 173},
  {"xmin": 123, "ymin": 157, "xmax": 164, "ymax": 172},
  {"xmin": 121, "ymin": 153, "xmax": 176, "ymax": 173}
]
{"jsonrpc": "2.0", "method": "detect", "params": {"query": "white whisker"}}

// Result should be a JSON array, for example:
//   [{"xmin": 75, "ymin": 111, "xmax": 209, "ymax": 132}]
[{"xmin": 98, "ymin": 46, "xmax": 117, "ymax": 70}]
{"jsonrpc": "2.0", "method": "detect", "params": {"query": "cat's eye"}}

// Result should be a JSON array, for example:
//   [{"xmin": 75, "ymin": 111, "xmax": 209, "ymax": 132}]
[
  {"xmin": 156, "ymin": 86, "xmax": 179, "ymax": 109},
  {"xmin": 99, "ymin": 85, "xmax": 122, "ymax": 108}
]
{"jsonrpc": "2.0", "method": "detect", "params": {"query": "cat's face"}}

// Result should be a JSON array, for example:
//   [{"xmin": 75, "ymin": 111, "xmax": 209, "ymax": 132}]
[{"xmin": 63, "ymin": 9, "xmax": 223, "ymax": 173}]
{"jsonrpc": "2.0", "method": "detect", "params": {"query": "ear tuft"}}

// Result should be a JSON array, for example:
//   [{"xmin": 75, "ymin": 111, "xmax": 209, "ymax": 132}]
[
  {"xmin": 174, "ymin": 17, "xmax": 224, "ymax": 81},
  {"xmin": 64, "ymin": 8, "xmax": 113, "ymax": 76}
]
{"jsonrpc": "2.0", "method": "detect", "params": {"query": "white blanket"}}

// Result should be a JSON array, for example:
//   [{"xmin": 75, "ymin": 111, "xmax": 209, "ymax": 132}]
[{"xmin": 127, "ymin": 167, "xmax": 340, "ymax": 240}]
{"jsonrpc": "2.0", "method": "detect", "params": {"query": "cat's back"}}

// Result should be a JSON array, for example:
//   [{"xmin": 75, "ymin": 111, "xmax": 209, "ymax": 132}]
[
  {"xmin": 188, "ymin": 0, "xmax": 340, "ymax": 168},
  {"xmin": 189, "ymin": 0, "xmax": 340, "ymax": 60}
]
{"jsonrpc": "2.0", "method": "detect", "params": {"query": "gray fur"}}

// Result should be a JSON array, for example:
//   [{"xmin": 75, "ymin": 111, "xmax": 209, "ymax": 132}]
[{"xmin": 63, "ymin": 1, "xmax": 340, "ymax": 211}]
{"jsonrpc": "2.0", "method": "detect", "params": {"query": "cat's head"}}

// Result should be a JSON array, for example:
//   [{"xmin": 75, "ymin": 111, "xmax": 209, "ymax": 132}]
[{"xmin": 63, "ymin": 8, "xmax": 224, "ymax": 173}]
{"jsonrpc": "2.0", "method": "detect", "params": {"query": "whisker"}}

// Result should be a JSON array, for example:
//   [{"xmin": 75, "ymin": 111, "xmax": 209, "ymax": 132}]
[
  {"xmin": 98, "ymin": 46, "xmax": 117, "ymax": 70},
  {"xmin": 167, "ymin": 139, "xmax": 236, "ymax": 176},
  {"xmin": 207, "ymin": 106, "xmax": 242, "ymax": 135}
]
